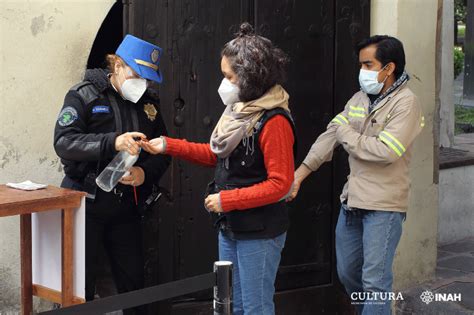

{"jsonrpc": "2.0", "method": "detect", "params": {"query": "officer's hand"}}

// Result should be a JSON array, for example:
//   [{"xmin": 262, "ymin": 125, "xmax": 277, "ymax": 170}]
[
  {"xmin": 119, "ymin": 166, "xmax": 145, "ymax": 187},
  {"xmin": 115, "ymin": 132, "xmax": 146, "ymax": 155},
  {"xmin": 204, "ymin": 193, "xmax": 223, "ymax": 213},
  {"xmin": 286, "ymin": 179, "xmax": 301, "ymax": 202},
  {"xmin": 140, "ymin": 137, "xmax": 165, "ymax": 155}
]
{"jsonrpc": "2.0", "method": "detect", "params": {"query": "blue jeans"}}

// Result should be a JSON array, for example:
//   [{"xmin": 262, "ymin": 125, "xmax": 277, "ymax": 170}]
[
  {"xmin": 218, "ymin": 231, "xmax": 287, "ymax": 315},
  {"xmin": 335, "ymin": 208, "xmax": 405, "ymax": 315}
]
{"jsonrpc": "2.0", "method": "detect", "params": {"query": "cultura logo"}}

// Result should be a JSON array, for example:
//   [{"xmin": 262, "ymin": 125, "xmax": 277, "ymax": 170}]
[
  {"xmin": 350, "ymin": 291, "xmax": 404, "ymax": 304},
  {"xmin": 420, "ymin": 290, "xmax": 434, "ymax": 305}
]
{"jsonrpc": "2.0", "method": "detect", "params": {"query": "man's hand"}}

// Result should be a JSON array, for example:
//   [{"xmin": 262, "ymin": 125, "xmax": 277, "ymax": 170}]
[
  {"xmin": 286, "ymin": 164, "xmax": 313, "ymax": 202},
  {"xmin": 286, "ymin": 179, "xmax": 301, "ymax": 202},
  {"xmin": 204, "ymin": 193, "xmax": 223, "ymax": 213},
  {"xmin": 140, "ymin": 137, "xmax": 165, "ymax": 155},
  {"xmin": 119, "ymin": 166, "xmax": 145, "ymax": 187},
  {"xmin": 115, "ymin": 132, "xmax": 146, "ymax": 155}
]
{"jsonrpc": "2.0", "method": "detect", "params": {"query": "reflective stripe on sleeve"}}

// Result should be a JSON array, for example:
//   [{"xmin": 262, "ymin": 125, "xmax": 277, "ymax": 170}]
[
  {"xmin": 349, "ymin": 106, "xmax": 365, "ymax": 113},
  {"xmin": 348, "ymin": 112, "xmax": 366, "ymax": 118},
  {"xmin": 379, "ymin": 131, "xmax": 406, "ymax": 157},
  {"xmin": 331, "ymin": 114, "xmax": 349, "ymax": 125},
  {"xmin": 349, "ymin": 106, "xmax": 366, "ymax": 118}
]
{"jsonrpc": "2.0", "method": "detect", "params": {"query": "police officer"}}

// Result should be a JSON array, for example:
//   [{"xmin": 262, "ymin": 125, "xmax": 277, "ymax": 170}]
[{"xmin": 54, "ymin": 35, "xmax": 170, "ymax": 314}]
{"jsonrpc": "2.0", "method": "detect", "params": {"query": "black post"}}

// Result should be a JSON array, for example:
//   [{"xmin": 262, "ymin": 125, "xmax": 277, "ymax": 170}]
[{"xmin": 213, "ymin": 261, "xmax": 233, "ymax": 315}]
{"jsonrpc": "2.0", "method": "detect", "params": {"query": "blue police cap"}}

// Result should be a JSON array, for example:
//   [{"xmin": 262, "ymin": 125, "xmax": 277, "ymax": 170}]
[{"xmin": 116, "ymin": 34, "xmax": 163, "ymax": 84}]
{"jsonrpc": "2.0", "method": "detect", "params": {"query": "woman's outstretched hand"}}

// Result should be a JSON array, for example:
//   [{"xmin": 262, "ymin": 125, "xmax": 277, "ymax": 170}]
[{"xmin": 140, "ymin": 137, "xmax": 165, "ymax": 155}]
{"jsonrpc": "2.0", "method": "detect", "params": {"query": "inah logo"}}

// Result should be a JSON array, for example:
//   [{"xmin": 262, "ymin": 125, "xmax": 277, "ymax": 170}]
[
  {"xmin": 419, "ymin": 290, "xmax": 462, "ymax": 304},
  {"xmin": 420, "ymin": 290, "xmax": 434, "ymax": 305}
]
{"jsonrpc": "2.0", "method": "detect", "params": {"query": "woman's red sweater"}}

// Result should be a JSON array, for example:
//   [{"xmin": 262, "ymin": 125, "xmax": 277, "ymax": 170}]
[{"xmin": 163, "ymin": 115, "xmax": 294, "ymax": 212}]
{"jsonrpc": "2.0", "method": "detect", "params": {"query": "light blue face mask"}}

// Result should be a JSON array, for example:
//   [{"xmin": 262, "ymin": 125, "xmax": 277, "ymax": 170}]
[{"xmin": 358, "ymin": 65, "xmax": 388, "ymax": 95}]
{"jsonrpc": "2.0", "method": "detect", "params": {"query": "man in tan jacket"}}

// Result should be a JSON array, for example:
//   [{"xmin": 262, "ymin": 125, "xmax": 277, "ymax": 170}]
[{"xmin": 288, "ymin": 35, "xmax": 424, "ymax": 315}]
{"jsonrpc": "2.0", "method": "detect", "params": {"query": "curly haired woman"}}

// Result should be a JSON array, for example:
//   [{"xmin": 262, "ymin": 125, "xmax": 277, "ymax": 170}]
[{"xmin": 142, "ymin": 22, "xmax": 295, "ymax": 315}]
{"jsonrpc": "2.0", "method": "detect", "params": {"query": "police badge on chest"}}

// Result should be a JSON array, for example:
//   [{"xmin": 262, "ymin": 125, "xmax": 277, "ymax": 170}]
[{"xmin": 144, "ymin": 103, "xmax": 157, "ymax": 121}]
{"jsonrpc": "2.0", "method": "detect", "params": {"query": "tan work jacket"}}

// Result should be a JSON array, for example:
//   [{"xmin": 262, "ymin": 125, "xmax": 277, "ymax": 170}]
[{"xmin": 303, "ymin": 82, "xmax": 424, "ymax": 212}]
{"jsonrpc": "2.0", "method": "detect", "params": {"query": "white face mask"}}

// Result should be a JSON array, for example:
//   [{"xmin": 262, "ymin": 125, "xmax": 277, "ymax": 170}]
[
  {"xmin": 358, "ymin": 66, "xmax": 388, "ymax": 95},
  {"xmin": 121, "ymin": 78, "xmax": 147, "ymax": 103},
  {"xmin": 115, "ymin": 66, "xmax": 147, "ymax": 103},
  {"xmin": 218, "ymin": 78, "xmax": 240, "ymax": 106}
]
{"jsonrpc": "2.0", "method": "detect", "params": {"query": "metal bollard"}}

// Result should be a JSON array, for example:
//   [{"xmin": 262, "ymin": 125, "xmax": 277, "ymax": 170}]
[{"xmin": 213, "ymin": 261, "xmax": 233, "ymax": 315}]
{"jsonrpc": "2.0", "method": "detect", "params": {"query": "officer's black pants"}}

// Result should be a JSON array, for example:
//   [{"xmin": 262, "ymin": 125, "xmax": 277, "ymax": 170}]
[{"xmin": 85, "ymin": 188, "xmax": 145, "ymax": 315}]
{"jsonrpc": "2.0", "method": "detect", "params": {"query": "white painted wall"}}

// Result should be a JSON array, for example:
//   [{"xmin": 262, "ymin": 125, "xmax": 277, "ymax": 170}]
[
  {"xmin": 371, "ymin": 0, "xmax": 439, "ymax": 290},
  {"xmin": 438, "ymin": 0, "xmax": 455, "ymax": 148},
  {"xmin": 439, "ymin": 166, "xmax": 474, "ymax": 244},
  {"xmin": 0, "ymin": 0, "xmax": 114, "ymax": 311}
]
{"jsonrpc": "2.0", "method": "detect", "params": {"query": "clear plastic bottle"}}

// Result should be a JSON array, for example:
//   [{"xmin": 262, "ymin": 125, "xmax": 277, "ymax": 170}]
[{"xmin": 95, "ymin": 150, "xmax": 140, "ymax": 192}]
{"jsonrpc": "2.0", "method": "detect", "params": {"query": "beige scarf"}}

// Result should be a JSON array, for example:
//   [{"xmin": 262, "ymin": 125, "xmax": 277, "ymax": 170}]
[{"xmin": 210, "ymin": 84, "xmax": 290, "ymax": 158}]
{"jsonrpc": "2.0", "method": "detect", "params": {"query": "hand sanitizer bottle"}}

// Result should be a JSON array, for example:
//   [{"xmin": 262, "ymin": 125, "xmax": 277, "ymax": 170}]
[{"xmin": 96, "ymin": 150, "xmax": 140, "ymax": 192}]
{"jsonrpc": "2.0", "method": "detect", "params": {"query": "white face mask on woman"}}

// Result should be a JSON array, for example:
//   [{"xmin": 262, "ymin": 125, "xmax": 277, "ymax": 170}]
[
  {"xmin": 358, "ymin": 65, "xmax": 388, "ymax": 95},
  {"xmin": 121, "ymin": 78, "xmax": 147, "ymax": 103},
  {"xmin": 218, "ymin": 78, "xmax": 240, "ymax": 105},
  {"xmin": 116, "ymin": 67, "xmax": 147, "ymax": 103}
]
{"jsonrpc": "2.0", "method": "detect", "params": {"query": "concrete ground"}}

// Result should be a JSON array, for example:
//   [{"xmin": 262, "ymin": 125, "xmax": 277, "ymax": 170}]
[
  {"xmin": 395, "ymin": 237, "xmax": 474, "ymax": 314},
  {"xmin": 454, "ymin": 132, "xmax": 474, "ymax": 151}
]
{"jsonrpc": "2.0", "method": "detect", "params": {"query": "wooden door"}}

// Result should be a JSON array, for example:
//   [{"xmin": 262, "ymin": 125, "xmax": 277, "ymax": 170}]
[{"xmin": 124, "ymin": 0, "xmax": 369, "ymax": 313}]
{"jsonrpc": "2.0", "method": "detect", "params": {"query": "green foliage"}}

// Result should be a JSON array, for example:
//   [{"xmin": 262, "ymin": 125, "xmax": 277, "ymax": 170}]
[
  {"xmin": 455, "ymin": 105, "xmax": 474, "ymax": 135},
  {"xmin": 455, "ymin": 0, "xmax": 467, "ymax": 24},
  {"xmin": 455, "ymin": 105, "xmax": 474, "ymax": 124},
  {"xmin": 454, "ymin": 47, "xmax": 465, "ymax": 78},
  {"xmin": 458, "ymin": 24, "xmax": 465, "ymax": 38}
]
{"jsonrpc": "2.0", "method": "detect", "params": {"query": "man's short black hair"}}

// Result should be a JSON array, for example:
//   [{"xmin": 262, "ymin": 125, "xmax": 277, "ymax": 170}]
[{"xmin": 356, "ymin": 35, "xmax": 406, "ymax": 79}]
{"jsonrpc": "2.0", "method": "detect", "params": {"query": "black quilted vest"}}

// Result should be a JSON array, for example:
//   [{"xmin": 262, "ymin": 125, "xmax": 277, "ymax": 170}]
[{"xmin": 210, "ymin": 108, "xmax": 296, "ymax": 240}]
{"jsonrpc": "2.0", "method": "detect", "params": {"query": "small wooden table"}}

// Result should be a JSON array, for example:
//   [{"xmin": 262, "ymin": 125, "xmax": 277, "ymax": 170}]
[{"xmin": 0, "ymin": 185, "xmax": 86, "ymax": 315}]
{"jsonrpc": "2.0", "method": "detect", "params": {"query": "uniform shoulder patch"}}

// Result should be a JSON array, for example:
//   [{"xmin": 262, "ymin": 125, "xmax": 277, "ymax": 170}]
[{"xmin": 58, "ymin": 106, "xmax": 78, "ymax": 127}]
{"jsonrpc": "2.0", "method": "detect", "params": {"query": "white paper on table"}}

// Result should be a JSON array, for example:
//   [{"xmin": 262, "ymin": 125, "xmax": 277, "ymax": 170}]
[
  {"xmin": 6, "ymin": 180, "xmax": 47, "ymax": 191},
  {"xmin": 32, "ymin": 197, "xmax": 85, "ymax": 299}
]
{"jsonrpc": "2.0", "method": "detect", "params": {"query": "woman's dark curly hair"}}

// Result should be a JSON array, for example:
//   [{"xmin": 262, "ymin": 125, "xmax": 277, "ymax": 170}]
[{"xmin": 221, "ymin": 22, "xmax": 289, "ymax": 102}]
